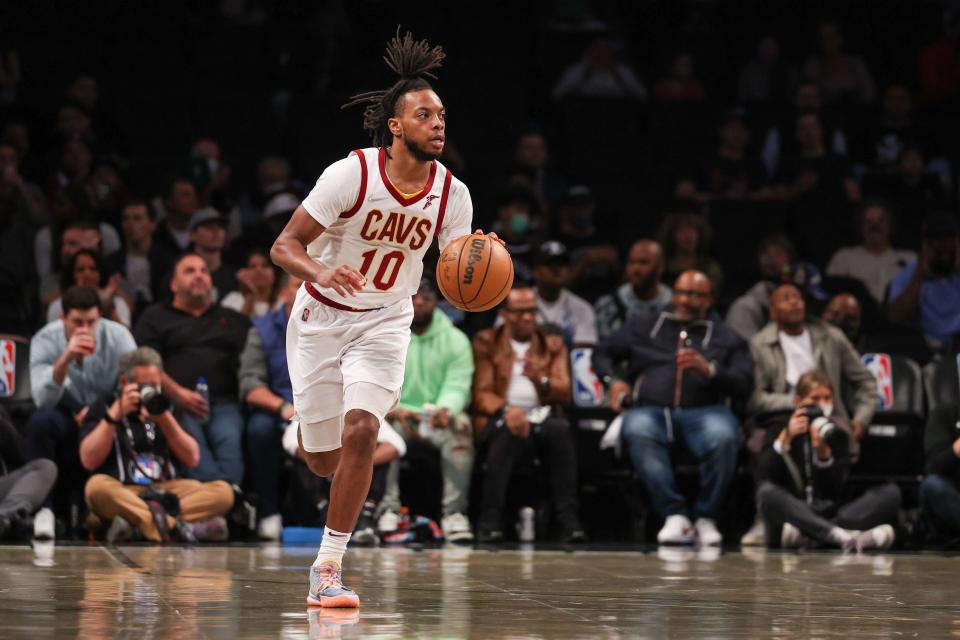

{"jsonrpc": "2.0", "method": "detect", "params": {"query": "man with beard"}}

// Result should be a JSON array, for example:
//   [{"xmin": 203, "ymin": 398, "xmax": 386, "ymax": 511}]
[
  {"xmin": 269, "ymin": 32, "xmax": 489, "ymax": 607},
  {"xmin": 133, "ymin": 254, "xmax": 250, "ymax": 486},
  {"xmin": 888, "ymin": 212, "xmax": 960, "ymax": 348},
  {"xmin": 380, "ymin": 276, "xmax": 475, "ymax": 542},
  {"xmin": 594, "ymin": 271, "xmax": 753, "ymax": 546},
  {"xmin": 594, "ymin": 239, "xmax": 671, "ymax": 340}
]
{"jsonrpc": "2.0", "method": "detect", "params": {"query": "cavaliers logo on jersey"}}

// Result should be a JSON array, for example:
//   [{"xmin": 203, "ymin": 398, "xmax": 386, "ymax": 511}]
[
  {"xmin": 423, "ymin": 194, "xmax": 440, "ymax": 210},
  {"xmin": 301, "ymin": 308, "xmax": 310, "ymax": 322}
]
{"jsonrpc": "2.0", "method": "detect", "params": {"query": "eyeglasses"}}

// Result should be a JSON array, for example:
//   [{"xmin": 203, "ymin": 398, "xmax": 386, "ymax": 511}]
[
  {"xmin": 673, "ymin": 289, "xmax": 711, "ymax": 299},
  {"xmin": 505, "ymin": 307, "xmax": 538, "ymax": 316}
]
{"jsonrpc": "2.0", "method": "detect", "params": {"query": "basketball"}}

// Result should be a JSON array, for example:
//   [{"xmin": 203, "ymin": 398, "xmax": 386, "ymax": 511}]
[{"xmin": 436, "ymin": 234, "xmax": 514, "ymax": 312}]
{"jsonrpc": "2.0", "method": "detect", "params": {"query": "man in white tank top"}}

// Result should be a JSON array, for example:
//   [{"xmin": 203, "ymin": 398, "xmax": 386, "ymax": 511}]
[{"xmin": 270, "ymin": 31, "xmax": 499, "ymax": 608}]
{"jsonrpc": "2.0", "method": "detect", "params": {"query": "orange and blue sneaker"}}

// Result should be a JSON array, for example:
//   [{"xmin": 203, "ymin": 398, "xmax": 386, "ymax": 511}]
[{"xmin": 306, "ymin": 560, "xmax": 360, "ymax": 608}]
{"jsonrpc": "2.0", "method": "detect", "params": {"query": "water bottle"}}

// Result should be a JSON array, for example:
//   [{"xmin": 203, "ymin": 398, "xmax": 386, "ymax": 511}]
[
  {"xmin": 517, "ymin": 506, "xmax": 535, "ymax": 542},
  {"xmin": 195, "ymin": 376, "xmax": 210, "ymax": 421},
  {"xmin": 419, "ymin": 402, "xmax": 436, "ymax": 439}
]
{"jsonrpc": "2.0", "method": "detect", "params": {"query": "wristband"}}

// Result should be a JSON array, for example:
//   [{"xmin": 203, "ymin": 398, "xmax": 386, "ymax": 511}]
[{"xmin": 276, "ymin": 401, "xmax": 292, "ymax": 416}]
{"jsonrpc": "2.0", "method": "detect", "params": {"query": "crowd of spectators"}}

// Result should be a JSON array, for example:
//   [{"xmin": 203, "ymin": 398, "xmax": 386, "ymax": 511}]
[{"xmin": 1, "ymin": 4, "xmax": 959, "ymax": 550}]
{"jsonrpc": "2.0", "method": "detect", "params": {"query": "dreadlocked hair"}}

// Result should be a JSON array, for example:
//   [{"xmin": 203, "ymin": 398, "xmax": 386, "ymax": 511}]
[{"xmin": 342, "ymin": 29, "xmax": 446, "ymax": 146}]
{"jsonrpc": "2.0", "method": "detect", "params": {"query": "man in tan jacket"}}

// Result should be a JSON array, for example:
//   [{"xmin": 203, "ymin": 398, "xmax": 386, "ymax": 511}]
[
  {"xmin": 471, "ymin": 285, "xmax": 584, "ymax": 543},
  {"xmin": 748, "ymin": 283, "xmax": 877, "ymax": 439}
]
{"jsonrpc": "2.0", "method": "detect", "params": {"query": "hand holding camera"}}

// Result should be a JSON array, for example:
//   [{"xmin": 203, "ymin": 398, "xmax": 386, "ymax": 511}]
[{"xmin": 119, "ymin": 382, "xmax": 170, "ymax": 420}]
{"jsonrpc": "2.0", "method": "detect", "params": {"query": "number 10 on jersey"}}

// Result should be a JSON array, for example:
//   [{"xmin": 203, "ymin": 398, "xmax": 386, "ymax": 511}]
[{"xmin": 359, "ymin": 248, "xmax": 405, "ymax": 291}]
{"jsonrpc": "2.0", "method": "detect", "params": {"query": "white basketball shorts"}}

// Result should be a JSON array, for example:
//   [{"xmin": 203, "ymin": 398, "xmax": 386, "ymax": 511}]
[{"xmin": 286, "ymin": 284, "xmax": 412, "ymax": 451}]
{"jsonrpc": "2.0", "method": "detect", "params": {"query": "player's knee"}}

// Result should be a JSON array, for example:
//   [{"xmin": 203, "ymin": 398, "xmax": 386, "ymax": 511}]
[
  {"xmin": 342, "ymin": 410, "xmax": 378, "ymax": 451},
  {"xmin": 304, "ymin": 451, "xmax": 340, "ymax": 477}
]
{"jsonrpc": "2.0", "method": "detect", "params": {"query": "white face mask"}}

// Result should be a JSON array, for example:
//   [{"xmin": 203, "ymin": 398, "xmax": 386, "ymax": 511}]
[{"xmin": 820, "ymin": 402, "xmax": 834, "ymax": 417}]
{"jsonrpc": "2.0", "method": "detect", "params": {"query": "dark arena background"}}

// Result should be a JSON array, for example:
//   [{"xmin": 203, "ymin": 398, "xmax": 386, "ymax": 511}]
[{"xmin": 1, "ymin": 1, "xmax": 959, "ymax": 638}]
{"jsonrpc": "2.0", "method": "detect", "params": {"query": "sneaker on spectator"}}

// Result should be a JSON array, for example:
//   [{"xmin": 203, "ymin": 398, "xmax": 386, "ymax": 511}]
[
  {"xmin": 33, "ymin": 508, "xmax": 55, "ymax": 541},
  {"xmin": 352, "ymin": 511, "xmax": 379, "ymax": 547},
  {"xmin": 180, "ymin": 516, "xmax": 229, "ymax": 542},
  {"xmin": 694, "ymin": 518, "xmax": 722, "ymax": 546},
  {"xmin": 780, "ymin": 522, "xmax": 808, "ymax": 549},
  {"xmin": 377, "ymin": 510, "xmax": 400, "ymax": 535},
  {"xmin": 106, "ymin": 515, "xmax": 134, "ymax": 543},
  {"xmin": 855, "ymin": 524, "xmax": 895, "ymax": 552},
  {"xmin": 442, "ymin": 513, "xmax": 474, "ymax": 543},
  {"xmin": 257, "ymin": 514, "xmax": 282, "ymax": 541},
  {"xmin": 657, "ymin": 515, "xmax": 695, "ymax": 545},
  {"xmin": 740, "ymin": 518, "xmax": 766, "ymax": 547}
]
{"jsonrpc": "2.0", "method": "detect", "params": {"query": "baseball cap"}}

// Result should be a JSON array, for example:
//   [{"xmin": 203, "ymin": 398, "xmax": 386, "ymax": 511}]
[
  {"xmin": 263, "ymin": 192, "xmax": 300, "ymax": 219},
  {"xmin": 534, "ymin": 240, "xmax": 570, "ymax": 267},
  {"xmin": 188, "ymin": 207, "xmax": 227, "ymax": 231},
  {"xmin": 784, "ymin": 261, "xmax": 828, "ymax": 301},
  {"xmin": 561, "ymin": 185, "xmax": 594, "ymax": 206}
]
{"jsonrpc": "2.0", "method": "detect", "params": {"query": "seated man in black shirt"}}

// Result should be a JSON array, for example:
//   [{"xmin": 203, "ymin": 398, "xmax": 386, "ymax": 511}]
[
  {"xmin": 134, "ymin": 253, "xmax": 250, "ymax": 485},
  {"xmin": 80, "ymin": 347, "xmax": 234, "ymax": 542}
]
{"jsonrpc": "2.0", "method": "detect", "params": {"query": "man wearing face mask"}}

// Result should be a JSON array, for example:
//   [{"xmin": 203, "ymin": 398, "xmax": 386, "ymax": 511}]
[
  {"xmin": 593, "ymin": 271, "xmax": 754, "ymax": 546},
  {"xmin": 887, "ymin": 211, "xmax": 960, "ymax": 349},
  {"xmin": 491, "ymin": 185, "xmax": 541, "ymax": 282},
  {"xmin": 821, "ymin": 293, "xmax": 863, "ymax": 350},
  {"xmin": 755, "ymin": 370, "xmax": 900, "ymax": 551}
]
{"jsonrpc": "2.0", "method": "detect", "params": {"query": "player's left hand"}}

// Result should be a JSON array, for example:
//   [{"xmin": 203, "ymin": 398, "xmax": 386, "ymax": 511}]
[{"xmin": 474, "ymin": 229, "xmax": 505, "ymax": 247}]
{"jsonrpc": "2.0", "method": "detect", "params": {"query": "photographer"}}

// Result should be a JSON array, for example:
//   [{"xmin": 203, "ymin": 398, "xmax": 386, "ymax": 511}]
[
  {"xmin": 756, "ymin": 370, "xmax": 900, "ymax": 551},
  {"xmin": 80, "ymin": 347, "xmax": 234, "ymax": 542}
]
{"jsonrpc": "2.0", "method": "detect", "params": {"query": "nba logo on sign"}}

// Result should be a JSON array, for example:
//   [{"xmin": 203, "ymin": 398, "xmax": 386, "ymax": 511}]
[
  {"xmin": 571, "ymin": 348, "xmax": 604, "ymax": 407},
  {"xmin": 862, "ymin": 353, "xmax": 894, "ymax": 410},
  {"xmin": 0, "ymin": 339, "xmax": 15, "ymax": 398}
]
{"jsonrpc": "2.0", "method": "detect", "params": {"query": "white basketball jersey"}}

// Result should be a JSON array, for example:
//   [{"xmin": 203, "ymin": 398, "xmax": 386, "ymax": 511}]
[{"xmin": 301, "ymin": 147, "xmax": 472, "ymax": 310}]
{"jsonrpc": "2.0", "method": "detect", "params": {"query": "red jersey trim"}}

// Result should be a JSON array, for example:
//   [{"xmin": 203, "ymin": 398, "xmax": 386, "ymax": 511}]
[
  {"xmin": 304, "ymin": 282, "xmax": 381, "ymax": 312},
  {"xmin": 434, "ymin": 169, "xmax": 453, "ymax": 238},
  {"xmin": 378, "ymin": 146, "xmax": 437, "ymax": 207},
  {"xmin": 339, "ymin": 149, "xmax": 367, "ymax": 219}
]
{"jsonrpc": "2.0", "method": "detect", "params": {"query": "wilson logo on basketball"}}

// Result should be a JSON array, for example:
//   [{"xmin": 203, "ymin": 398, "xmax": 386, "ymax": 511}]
[{"xmin": 462, "ymin": 237, "xmax": 486, "ymax": 284}]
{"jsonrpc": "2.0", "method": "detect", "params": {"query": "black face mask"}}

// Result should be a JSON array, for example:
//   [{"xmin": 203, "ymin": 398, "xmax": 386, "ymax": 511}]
[{"xmin": 826, "ymin": 315, "xmax": 858, "ymax": 341}]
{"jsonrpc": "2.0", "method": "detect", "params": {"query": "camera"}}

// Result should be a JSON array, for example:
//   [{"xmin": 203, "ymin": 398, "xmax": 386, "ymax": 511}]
[
  {"xmin": 138, "ymin": 384, "xmax": 169, "ymax": 415},
  {"xmin": 802, "ymin": 404, "xmax": 838, "ymax": 442}
]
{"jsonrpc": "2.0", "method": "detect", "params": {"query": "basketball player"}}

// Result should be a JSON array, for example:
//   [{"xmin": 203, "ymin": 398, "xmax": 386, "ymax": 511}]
[{"xmin": 271, "ymin": 31, "xmax": 497, "ymax": 608}]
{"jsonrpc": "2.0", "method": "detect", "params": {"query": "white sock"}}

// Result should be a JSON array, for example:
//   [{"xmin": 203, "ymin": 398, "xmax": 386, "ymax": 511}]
[{"xmin": 315, "ymin": 526, "xmax": 351, "ymax": 567}]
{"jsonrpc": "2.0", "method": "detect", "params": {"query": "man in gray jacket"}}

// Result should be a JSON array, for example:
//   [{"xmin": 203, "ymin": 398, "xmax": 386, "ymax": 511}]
[{"xmin": 747, "ymin": 283, "xmax": 876, "ymax": 440}]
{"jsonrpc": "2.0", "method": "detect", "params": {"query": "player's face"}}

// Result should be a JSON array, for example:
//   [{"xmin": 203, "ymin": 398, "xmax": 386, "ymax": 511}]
[{"xmin": 391, "ymin": 89, "xmax": 445, "ymax": 161}]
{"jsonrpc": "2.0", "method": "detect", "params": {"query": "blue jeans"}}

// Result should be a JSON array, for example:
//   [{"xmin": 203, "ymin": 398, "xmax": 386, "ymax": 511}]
[
  {"xmin": 920, "ymin": 474, "xmax": 960, "ymax": 538},
  {"xmin": 177, "ymin": 402, "xmax": 244, "ymax": 486},
  {"xmin": 246, "ymin": 410, "xmax": 285, "ymax": 517},
  {"xmin": 621, "ymin": 405, "xmax": 739, "ymax": 520}
]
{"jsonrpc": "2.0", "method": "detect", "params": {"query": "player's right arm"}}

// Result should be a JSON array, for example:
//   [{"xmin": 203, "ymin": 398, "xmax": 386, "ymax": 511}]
[
  {"xmin": 270, "ymin": 207, "xmax": 365, "ymax": 297},
  {"xmin": 270, "ymin": 153, "xmax": 367, "ymax": 296}
]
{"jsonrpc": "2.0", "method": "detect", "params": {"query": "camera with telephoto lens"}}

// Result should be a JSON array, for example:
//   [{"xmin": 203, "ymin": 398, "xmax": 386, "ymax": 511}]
[
  {"xmin": 801, "ymin": 404, "xmax": 838, "ymax": 442},
  {"xmin": 138, "ymin": 384, "xmax": 169, "ymax": 416}
]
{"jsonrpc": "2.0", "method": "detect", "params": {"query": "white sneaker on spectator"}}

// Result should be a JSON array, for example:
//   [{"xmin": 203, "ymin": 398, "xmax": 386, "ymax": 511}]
[
  {"xmin": 780, "ymin": 522, "xmax": 808, "ymax": 549},
  {"xmin": 442, "ymin": 512, "xmax": 474, "ymax": 543},
  {"xmin": 33, "ymin": 508, "xmax": 55, "ymax": 541},
  {"xmin": 257, "ymin": 514, "xmax": 282, "ymax": 541},
  {"xmin": 855, "ymin": 524, "xmax": 895, "ymax": 552},
  {"xmin": 740, "ymin": 518, "xmax": 765, "ymax": 547},
  {"xmin": 657, "ymin": 515, "xmax": 695, "ymax": 545},
  {"xmin": 378, "ymin": 510, "xmax": 400, "ymax": 534},
  {"xmin": 694, "ymin": 518, "xmax": 722, "ymax": 546}
]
